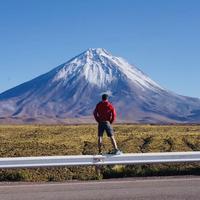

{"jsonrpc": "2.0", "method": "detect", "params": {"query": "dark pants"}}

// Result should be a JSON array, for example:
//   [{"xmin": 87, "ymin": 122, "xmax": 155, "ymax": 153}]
[{"xmin": 98, "ymin": 121, "xmax": 113, "ymax": 137}]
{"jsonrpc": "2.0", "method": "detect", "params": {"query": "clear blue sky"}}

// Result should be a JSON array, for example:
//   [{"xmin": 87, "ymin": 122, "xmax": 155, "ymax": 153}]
[{"xmin": 0, "ymin": 0, "xmax": 200, "ymax": 98}]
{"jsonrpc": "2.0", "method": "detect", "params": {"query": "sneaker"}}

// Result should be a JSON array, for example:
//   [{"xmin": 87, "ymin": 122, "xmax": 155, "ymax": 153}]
[
  {"xmin": 98, "ymin": 149, "xmax": 103, "ymax": 155},
  {"xmin": 110, "ymin": 149, "xmax": 123, "ymax": 155},
  {"xmin": 114, "ymin": 149, "xmax": 123, "ymax": 155}
]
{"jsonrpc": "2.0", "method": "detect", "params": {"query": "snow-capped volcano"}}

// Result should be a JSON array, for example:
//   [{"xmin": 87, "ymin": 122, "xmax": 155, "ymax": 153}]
[{"xmin": 0, "ymin": 48, "xmax": 200, "ymax": 124}]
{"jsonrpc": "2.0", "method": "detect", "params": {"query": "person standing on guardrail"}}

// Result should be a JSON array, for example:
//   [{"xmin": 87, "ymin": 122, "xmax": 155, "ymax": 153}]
[{"xmin": 93, "ymin": 94, "xmax": 122, "ymax": 155}]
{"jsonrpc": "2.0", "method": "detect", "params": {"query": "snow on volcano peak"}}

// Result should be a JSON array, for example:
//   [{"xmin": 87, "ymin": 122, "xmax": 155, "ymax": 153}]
[{"xmin": 52, "ymin": 48, "xmax": 163, "ymax": 90}]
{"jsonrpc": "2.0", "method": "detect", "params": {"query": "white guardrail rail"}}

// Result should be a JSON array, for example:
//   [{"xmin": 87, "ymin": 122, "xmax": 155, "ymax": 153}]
[{"xmin": 0, "ymin": 151, "xmax": 200, "ymax": 169}]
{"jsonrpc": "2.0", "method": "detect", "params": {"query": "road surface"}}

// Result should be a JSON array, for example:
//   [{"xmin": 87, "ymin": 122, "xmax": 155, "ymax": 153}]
[{"xmin": 0, "ymin": 176, "xmax": 199, "ymax": 200}]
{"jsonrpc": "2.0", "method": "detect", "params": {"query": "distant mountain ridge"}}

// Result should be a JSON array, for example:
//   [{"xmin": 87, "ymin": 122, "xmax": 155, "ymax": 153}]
[{"xmin": 0, "ymin": 48, "xmax": 200, "ymax": 124}]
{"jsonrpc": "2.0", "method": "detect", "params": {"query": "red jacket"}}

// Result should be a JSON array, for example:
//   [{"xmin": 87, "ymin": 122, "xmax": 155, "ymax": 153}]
[{"xmin": 93, "ymin": 100, "xmax": 116, "ymax": 123}]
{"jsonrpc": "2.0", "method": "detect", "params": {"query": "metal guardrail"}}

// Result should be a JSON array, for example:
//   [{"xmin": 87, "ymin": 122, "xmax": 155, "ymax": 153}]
[{"xmin": 0, "ymin": 151, "xmax": 199, "ymax": 169}]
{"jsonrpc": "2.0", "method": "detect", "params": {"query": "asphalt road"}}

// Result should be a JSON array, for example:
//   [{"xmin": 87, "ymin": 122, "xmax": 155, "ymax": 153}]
[{"xmin": 0, "ymin": 176, "xmax": 199, "ymax": 200}]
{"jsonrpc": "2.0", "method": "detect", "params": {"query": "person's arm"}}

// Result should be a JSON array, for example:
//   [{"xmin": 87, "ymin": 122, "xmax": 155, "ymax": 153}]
[
  {"xmin": 110, "ymin": 106, "xmax": 116, "ymax": 124},
  {"xmin": 93, "ymin": 105, "xmax": 100, "ymax": 123}
]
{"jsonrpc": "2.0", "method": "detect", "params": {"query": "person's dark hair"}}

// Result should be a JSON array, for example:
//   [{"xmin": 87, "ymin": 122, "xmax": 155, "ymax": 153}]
[{"xmin": 102, "ymin": 94, "xmax": 108, "ymax": 101}]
